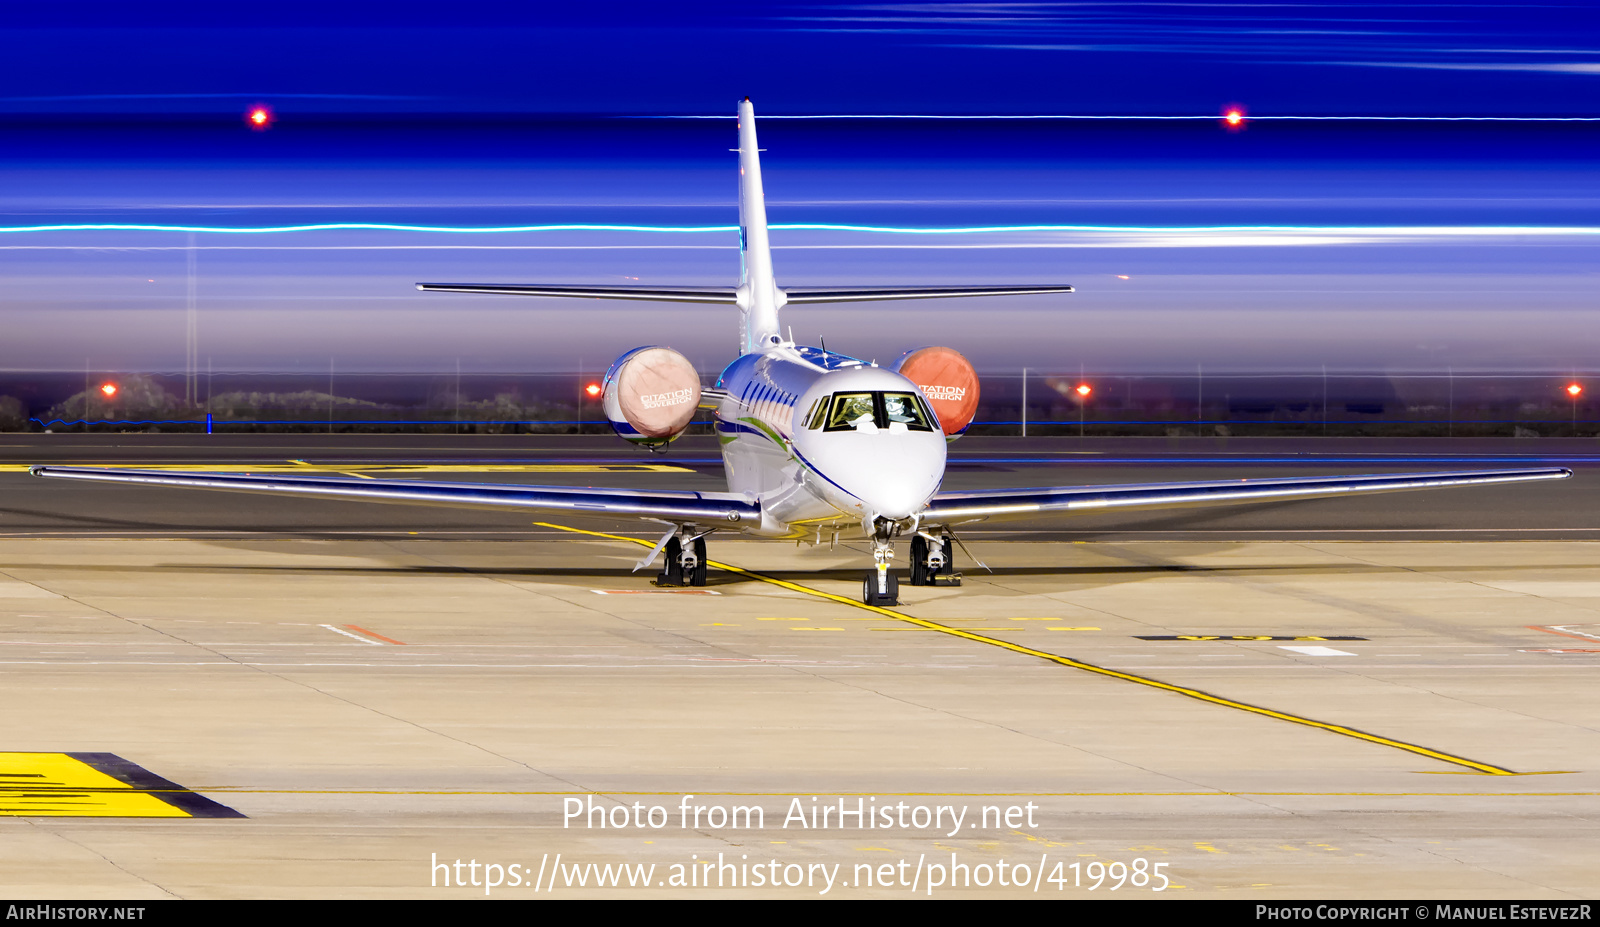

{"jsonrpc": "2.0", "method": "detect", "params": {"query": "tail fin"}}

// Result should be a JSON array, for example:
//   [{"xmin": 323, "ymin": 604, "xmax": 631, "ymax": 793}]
[{"xmin": 737, "ymin": 98, "xmax": 783, "ymax": 352}]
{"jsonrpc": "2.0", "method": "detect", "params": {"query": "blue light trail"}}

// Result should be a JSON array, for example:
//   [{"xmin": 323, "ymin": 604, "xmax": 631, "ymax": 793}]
[{"xmin": 2, "ymin": 223, "xmax": 1597, "ymax": 236}]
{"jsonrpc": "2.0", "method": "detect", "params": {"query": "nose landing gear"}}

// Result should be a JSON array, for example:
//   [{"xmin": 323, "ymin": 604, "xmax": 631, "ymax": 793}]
[
  {"xmin": 863, "ymin": 528, "xmax": 962, "ymax": 604},
  {"xmin": 863, "ymin": 536, "xmax": 899, "ymax": 606}
]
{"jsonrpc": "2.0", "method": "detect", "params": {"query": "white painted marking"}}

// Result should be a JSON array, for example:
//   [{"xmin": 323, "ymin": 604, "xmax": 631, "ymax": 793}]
[
  {"xmin": 1280, "ymin": 645, "xmax": 1356, "ymax": 657},
  {"xmin": 1546, "ymin": 625, "xmax": 1600, "ymax": 641},
  {"xmin": 318, "ymin": 624, "xmax": 381, "ymax": 646},
  {"xmin": 1479, "ymin": 582, "xmax": 1600, "ymax": 597},
  {"xmin": 0, "ymin": 583, "xmax": 62, "ymax": 598},
  {"xmin": 591, "ymin": 589, "xmax": 721, "ymax": 595}
]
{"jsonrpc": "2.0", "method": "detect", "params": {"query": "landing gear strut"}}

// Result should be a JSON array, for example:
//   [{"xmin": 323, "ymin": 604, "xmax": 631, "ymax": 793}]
[
  {"xmin": 656, "ymin": 533, "xmax": 708, "ymax": 587},
  {"xmin": 909, "ymin": 533, "xmax": 961, "ymax": 587}
]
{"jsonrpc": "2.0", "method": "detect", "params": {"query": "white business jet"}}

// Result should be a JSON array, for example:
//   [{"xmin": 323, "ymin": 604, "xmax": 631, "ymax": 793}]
[{"xmin": 31, "ymin": 99, "xmax": 1571, "ymax": 605}]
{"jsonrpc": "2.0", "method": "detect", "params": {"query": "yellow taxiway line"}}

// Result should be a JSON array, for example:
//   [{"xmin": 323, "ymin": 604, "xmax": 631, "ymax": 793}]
[{"xmin": 536, "ymin": 521, "xmax": 1522, "ymax": 777}]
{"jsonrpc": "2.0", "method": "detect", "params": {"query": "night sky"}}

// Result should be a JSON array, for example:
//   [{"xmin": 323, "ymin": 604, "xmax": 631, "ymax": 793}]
[{"xmin": 1, "ymin": 2, "xmax": 1595, "ymax": 378}]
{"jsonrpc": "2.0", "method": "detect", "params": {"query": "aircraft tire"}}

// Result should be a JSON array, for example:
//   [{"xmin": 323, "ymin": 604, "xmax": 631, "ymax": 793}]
[
  {"xmin": 935, "ymin": 537, "xmax": 953, "ymax": 581},
  {"xmin": 909, "ymin": 535, "xmax": 930, "ymax": 586},
  {"xmin": 657, "ymin": 537, "xmax": 685, "ymax": 586},
  {"xmin": 689, "ymin": 537, "xmax": 708, "ymax": 586},
  {"xmin": 862, "ymin": 570, "xmax": 899, "ymax": 606}
]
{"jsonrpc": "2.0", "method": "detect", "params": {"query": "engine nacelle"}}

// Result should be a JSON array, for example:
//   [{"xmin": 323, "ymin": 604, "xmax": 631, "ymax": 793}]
[
  {"xmin": 601, "ymin": 346, "xmax": 702, "ymax": 449},
  {"xmin": 894, "ymin": 346, "xmax": 980, "ymax": 438}
]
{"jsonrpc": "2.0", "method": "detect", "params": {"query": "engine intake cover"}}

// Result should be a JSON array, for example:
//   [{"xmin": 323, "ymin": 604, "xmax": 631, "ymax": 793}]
[
  {"xmin": 603, "ymin": 346, "xmax": 702, "ymax": 447},
  {"xmin": 895, "ymin": 346, "xmax": 980, "ymax": 437}
]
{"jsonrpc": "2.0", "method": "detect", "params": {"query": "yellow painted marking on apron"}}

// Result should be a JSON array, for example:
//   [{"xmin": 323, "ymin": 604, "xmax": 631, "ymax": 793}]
[
  {"xmin": 534, "ymin": 521, "xmax": 1521, "ymax": 776},
  {"xmin": 0, "ymin": 753, "xmax": 189, "ymax": 817}
]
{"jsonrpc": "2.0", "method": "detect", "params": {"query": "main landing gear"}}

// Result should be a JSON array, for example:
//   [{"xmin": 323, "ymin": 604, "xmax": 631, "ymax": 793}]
[
  {"xmin": 909, "ymin": 533, "xmax": 961, "ymax": 588},
  {"xmin": 655, "ymin": 533, "xmax": 709, "ymax": 587}
]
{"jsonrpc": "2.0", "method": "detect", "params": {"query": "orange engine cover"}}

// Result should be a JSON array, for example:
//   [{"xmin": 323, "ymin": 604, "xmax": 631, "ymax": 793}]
[{"xmin": 894, "ymin": 346, "xmax": 980, "ymax": 437}]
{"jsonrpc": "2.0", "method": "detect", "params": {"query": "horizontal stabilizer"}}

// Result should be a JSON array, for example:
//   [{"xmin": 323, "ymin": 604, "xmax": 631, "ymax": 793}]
[
  {"xmin": 783, "ymin": 285, "xmax": 1073, "ymax": 304},
  {"xmin": 417, "ymin": 283, "xmax": 738, "ymax": 304},
  {"xmin": 417, "ymin": 283, "xmax": 1073, "ymax": 305}
]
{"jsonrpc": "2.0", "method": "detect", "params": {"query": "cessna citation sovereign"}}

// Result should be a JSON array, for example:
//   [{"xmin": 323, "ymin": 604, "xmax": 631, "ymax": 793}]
[{"xmin": 31, "ymin": 100, "xmax": 1572, "ymax": 605}]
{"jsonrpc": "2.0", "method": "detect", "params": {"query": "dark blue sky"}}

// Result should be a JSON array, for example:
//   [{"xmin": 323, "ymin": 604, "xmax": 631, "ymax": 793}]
[
  {"xmin": 3, "ymin": 2, "xmax": 1598, "ymax": 116},
  {"xmin": 0, "ymin": 4, "xmax": 1595, "ymax": 378}
]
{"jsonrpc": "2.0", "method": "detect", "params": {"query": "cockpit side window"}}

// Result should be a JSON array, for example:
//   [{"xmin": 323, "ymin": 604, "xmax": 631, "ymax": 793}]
[
  {"xmin": 806, "ymin": 396, "xmax": 830, "ymax": 430},
  {"xmin": 824, "ymin": 393, "xmax": 878, "ymax": 432}
]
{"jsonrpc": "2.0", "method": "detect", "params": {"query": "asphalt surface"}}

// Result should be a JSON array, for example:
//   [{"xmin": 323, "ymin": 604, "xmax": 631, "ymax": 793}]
[{"xmin": 3, "ymin": 433, "xmax": 1597, "ymax": 898}]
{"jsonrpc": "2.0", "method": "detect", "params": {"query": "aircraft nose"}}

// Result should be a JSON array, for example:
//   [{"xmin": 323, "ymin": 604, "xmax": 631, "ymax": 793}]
[{"xmin": 848, "ymin": 449, "xmax": 942, "ymax": 520}]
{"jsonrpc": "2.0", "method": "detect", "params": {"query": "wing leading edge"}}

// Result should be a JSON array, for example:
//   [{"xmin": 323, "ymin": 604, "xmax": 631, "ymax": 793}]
[
  {"xmin": 28, "ymin": 467, "xmax": 761, "ymax": 526},
  {"xmin": 920, "ymin": 468, "xmax": 1572, "ymax": 524},
  {"xmin": 28, "ymin": 465, "xmax": 1570, "ymax": 533}
]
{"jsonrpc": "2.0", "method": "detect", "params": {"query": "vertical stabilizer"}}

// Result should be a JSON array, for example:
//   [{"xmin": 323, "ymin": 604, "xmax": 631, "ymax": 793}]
[{"xmin": 737, "ymin": 98, "xmax": 784, "ymax": 353}]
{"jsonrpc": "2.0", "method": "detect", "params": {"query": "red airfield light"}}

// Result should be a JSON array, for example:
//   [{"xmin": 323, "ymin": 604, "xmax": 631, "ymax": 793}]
[
  {"xmin": 1074, "ymin": 383, "xmax": 1093, "ymax": 398},
  {"xmin": 246, "ymin": 106, "xmax": 273, "ymax": 130},
  {"xmin": 584, "ymin": 382, "xmax": 602, "ymax": 398},
  {"xmin": 1567, "ymin": 383, "xmax": 1583, "ymax": 397},
  {"xmin": 99, "ymin": 383, "xmax": 118, "ymax": 398}
]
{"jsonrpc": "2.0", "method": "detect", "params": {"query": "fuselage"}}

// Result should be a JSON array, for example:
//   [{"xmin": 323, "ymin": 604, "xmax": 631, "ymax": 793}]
[{"xmin": 714, "ymin": 344, "xmax": 947, "ymax": 539}]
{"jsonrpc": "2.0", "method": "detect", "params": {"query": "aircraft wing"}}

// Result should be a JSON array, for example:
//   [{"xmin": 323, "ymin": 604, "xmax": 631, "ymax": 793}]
[
  {"xmin": 919, "ymin": 467, "xmax": 1571, "ymax": 524},
  {"xmin": 28, "ymin": 467, "xmax": 761, "ymax": 526}
]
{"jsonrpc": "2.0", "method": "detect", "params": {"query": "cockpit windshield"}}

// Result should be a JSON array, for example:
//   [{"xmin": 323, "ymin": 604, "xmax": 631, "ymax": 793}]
[
  {"xmin": 819, "ymin": 391, "xmax": 936, "ymax": 433},
  {"xmin": 882, "ymin": 392, "xmax": 928, "ymax": 428},
  {"xmin": 825, "ymin": 393, "xmax": 877, "ymax": 431}
]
